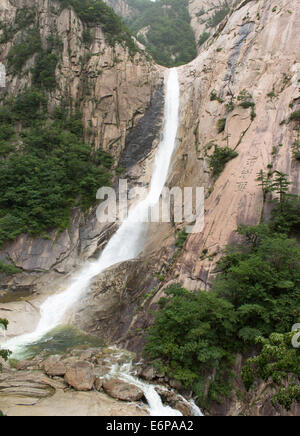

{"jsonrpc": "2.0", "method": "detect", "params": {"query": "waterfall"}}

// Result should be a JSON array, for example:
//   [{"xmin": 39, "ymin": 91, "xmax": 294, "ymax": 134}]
[{"xmin": 2, "ymin": 68, "xmax": 180, "ymax": 355}]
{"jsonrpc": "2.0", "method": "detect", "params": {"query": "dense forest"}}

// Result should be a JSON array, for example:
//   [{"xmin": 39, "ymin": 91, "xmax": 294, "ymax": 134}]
[{"xmin": 125, "ymin": 0, "xmax": 197, "ymax": 67}]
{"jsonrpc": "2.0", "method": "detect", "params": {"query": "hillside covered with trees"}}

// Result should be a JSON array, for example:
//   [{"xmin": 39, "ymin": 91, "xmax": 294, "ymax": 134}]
[{"xmin": 125, "ymin": 0, "xmax": 197, "ymax": 67}]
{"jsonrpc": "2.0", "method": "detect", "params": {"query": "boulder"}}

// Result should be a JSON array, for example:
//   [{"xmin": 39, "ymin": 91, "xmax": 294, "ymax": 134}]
[
  {"xmin": 155, "ymin": 388, "xmax": 192, "ymax": 416},
  {"xmin": 102, "ymin": 378, "xmax": 144, "ymax": 402},
  {"xmin": 141, "ymin": 366, "xmax": 156, "ymax": 381},
  {"xmin": 43, "ymin": 356, "xmax": 66, "ymax": 377},
  {"xmin": 64, "ymin": 361, "xmax": 95, "ymax": 391}
]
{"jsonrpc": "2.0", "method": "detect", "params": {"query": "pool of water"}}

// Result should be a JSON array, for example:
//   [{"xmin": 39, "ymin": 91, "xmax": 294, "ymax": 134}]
[{"xmin": 13, "ymin": 325, "xmax": 105, "ymax": 360}]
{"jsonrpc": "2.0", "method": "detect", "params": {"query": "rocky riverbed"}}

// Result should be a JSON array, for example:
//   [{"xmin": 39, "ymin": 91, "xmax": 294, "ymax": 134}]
[{"xmin": 0, "ymin": 345, "xmax": 197, "ymax": 417}]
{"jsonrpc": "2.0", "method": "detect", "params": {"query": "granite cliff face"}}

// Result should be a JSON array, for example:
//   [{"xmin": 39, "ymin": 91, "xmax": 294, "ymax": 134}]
[
  {"xmin": 173, "ymin": 0, "xmax": 300, "ymax": 291},
  {"xmin": 0, "ymin": 0, "xmax": 163, "ymax": 275},
  {"xmin": 103, "ymin": 0, "xmax": 136, "ymax": 17}
]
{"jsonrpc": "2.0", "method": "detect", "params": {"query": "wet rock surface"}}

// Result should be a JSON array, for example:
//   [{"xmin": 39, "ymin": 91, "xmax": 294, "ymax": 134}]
[{"xmin": 119, "ymin": 84, "xmax": 165, "ymax": 170}]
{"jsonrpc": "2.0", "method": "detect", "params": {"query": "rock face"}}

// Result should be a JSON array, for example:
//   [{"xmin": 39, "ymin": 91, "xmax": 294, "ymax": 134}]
[
  {"xmin": 0, "ymin": 0, "xmax": 163, "ymax": 274},
  {"xmin": 188, "ymin": 0, "xmax": 236, "ymax": 53},
  {"xmin": 103, "ymin": 0, "xmax": 136, "ymax": 18},
  {"xmin": 164, "ymin": 0, "xmax": 300, "ymax": 294},
  {"xmin": 103, "ymin": 378, "xmax": 144, "ymax": 402},
  {"xmin": 64, "ymin": 361, "xmax": 95, "ymax": 391}
]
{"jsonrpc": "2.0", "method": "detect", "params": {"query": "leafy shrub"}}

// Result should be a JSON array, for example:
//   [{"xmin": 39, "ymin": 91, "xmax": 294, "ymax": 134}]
[
  {"xmin": 270, "ymin": 194, "xmax": 300, "ymax": 235},
  {"xmin": 175, "ymin": 229, "xmax": 188, "ymax": 249},
  {"xmin": 242, "ymin": 332, "xmax": 300, "ymax": 411},
  {"xmin": 208, "ymin": 145, "xmax": 238, "ymax": 178},
  {"xmin": 12, "ymin": 88, "xmax": 47, "ymax": 125},
  {"xmin": 292, "ymin": 141, "xmax": 300, "ymax": 161},
  {"xmin": 0, "ymin": 261, "xmax": 21, "ymax": 275},
  {"xmin": 239, "ymin": 101, "xmax": 255, "ymax": 109},
  {"xmin": 32, "ymin": 52, "xmax": 59, "ymax": 91},
  {"xmin": 0, "ymin": 319, "xmax": 11, "ymax": 369},
  {"xmin": 217, "ymin": 118, "xmax": 226, "ymax": 133},
  {"xmin": 210, "ymin": 90, "xmax": 224, "ymax": 103},
  {"xmin": 15, "ymin": 7, "xmax": 36, "ymax": 29}
]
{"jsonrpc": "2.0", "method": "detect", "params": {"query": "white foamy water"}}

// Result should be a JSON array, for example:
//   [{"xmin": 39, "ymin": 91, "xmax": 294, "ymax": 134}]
[
  {"xmin": 108, "ymin": 359, "xmax": 203, "ymax": 417},
  {"xmin": 2, "ymin": 68, "xmax": 180, "ymax": 355}
]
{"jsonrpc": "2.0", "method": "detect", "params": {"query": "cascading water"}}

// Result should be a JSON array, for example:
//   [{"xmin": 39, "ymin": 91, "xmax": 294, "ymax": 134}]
[
  {"xmin": 2, "ymin": 68, "xmax": 180, "ymax": 355},
  {"xmin": 106, "ymin": 350, "xmax": 203, "ymax": 417}
]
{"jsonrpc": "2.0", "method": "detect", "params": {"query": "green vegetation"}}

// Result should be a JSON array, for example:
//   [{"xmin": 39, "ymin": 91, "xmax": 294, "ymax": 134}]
[
  {"xmin": 237, "ymin": 89, "xmax": 256, "ymax": 121},
  {"xmin": 32, "ymin": 34, "xmax": 63, "ymax": 90},
  {"xmin": 145, "ymin": 172, "xmax": 300, "ymax": 409},
  {"xmin": 210, "ymin": 90, "xmax": 224, "ymax": 103},
  {"xmin": 217, "ymin": 118, "xmax": 226, "ymax": 133},
  {"xmin": 198, "ymin": 32, "xmax": 210, "ymax": 47},
  {"xmin": 290, "ymin": 110, "xmax": 300, "ymax": 122},
  {"xmin": 292, "ymin": 141, "xmax": 300, "ymax": 161},
  {"xmin": 58, "ymin": 0, "xmax": 138, "ymax": 54},
  {"xmin": 242, "ymin": 332, "xmax": 300, "ymax": 411},
  {"xmin": 175, "ymin": 229, "xmax": 188, "ymax": 250},
  {"xmin": 6, "ymin": 24, "xmax": 62, "ymax": 90},
  {"xmin": 0, "ymin": 90, "xmax": 113, "ymax": 248},
  {"xmin": 0, "ymin": 7, "xmax": 36, "ymax": 44},
  {"xmin": 0, "ymin": 2, "xmax": 121, "ymax": 248},
  {"xmin": 0, "ymin": 261, "xmax": 21, "ymax": 275},
  {"xmin": 145, "ymin": 284, "xmax": 236, "ymax": 399},
  {"xmin": 0, "ymin": 319, "xmax": 11, "ymax": 370},
  {"xmin": 7, "ymin": 29, "xmax": 42, "ymax": 73},
  {"xmin": 208, "ymin": 145, "xmax": 238, "ymax": 178},
  {"xmin": 206, "ymin": 3, "xmax": 230, "ymax": 28},
  {"xmin": 125, "ymin": 0, "xmax": 197, "ymax": 67}
]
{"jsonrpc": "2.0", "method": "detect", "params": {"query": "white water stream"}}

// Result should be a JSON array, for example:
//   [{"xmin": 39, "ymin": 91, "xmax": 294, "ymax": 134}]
[{"xmin": 106, "ymin": 351, "xmax": 203, "ymax": 417}]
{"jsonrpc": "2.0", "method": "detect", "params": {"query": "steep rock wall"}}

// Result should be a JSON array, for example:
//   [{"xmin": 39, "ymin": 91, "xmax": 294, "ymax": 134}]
[
  {"xmin": 171, "ymin": 0, "xmax": 300, "ymax": 291},
  {"xmin": 0, "ymin": 0, "xmax": 163, "ymax": 274}
]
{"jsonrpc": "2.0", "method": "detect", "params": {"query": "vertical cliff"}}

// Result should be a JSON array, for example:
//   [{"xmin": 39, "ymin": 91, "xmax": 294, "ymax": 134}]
[
  {"xmin": 169, "ymin": 0, "xmax": 300, "ymax": 291},
  {"xmin": 0, "ymin": 0, "xmax": 163, "ymax": 274}
]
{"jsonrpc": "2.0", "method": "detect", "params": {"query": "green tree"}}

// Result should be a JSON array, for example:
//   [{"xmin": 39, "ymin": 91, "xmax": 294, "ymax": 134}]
[
  {"xmin": 242, "ymin": 331, "xmax": 300, "ymax": 411},
  {"xmin": 145, "ymin": 284, "xmax": 236, "ymax": 392},
  {"xmin": 270, "ymin": 171, "xmax": 291, "ymax": 210}
]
